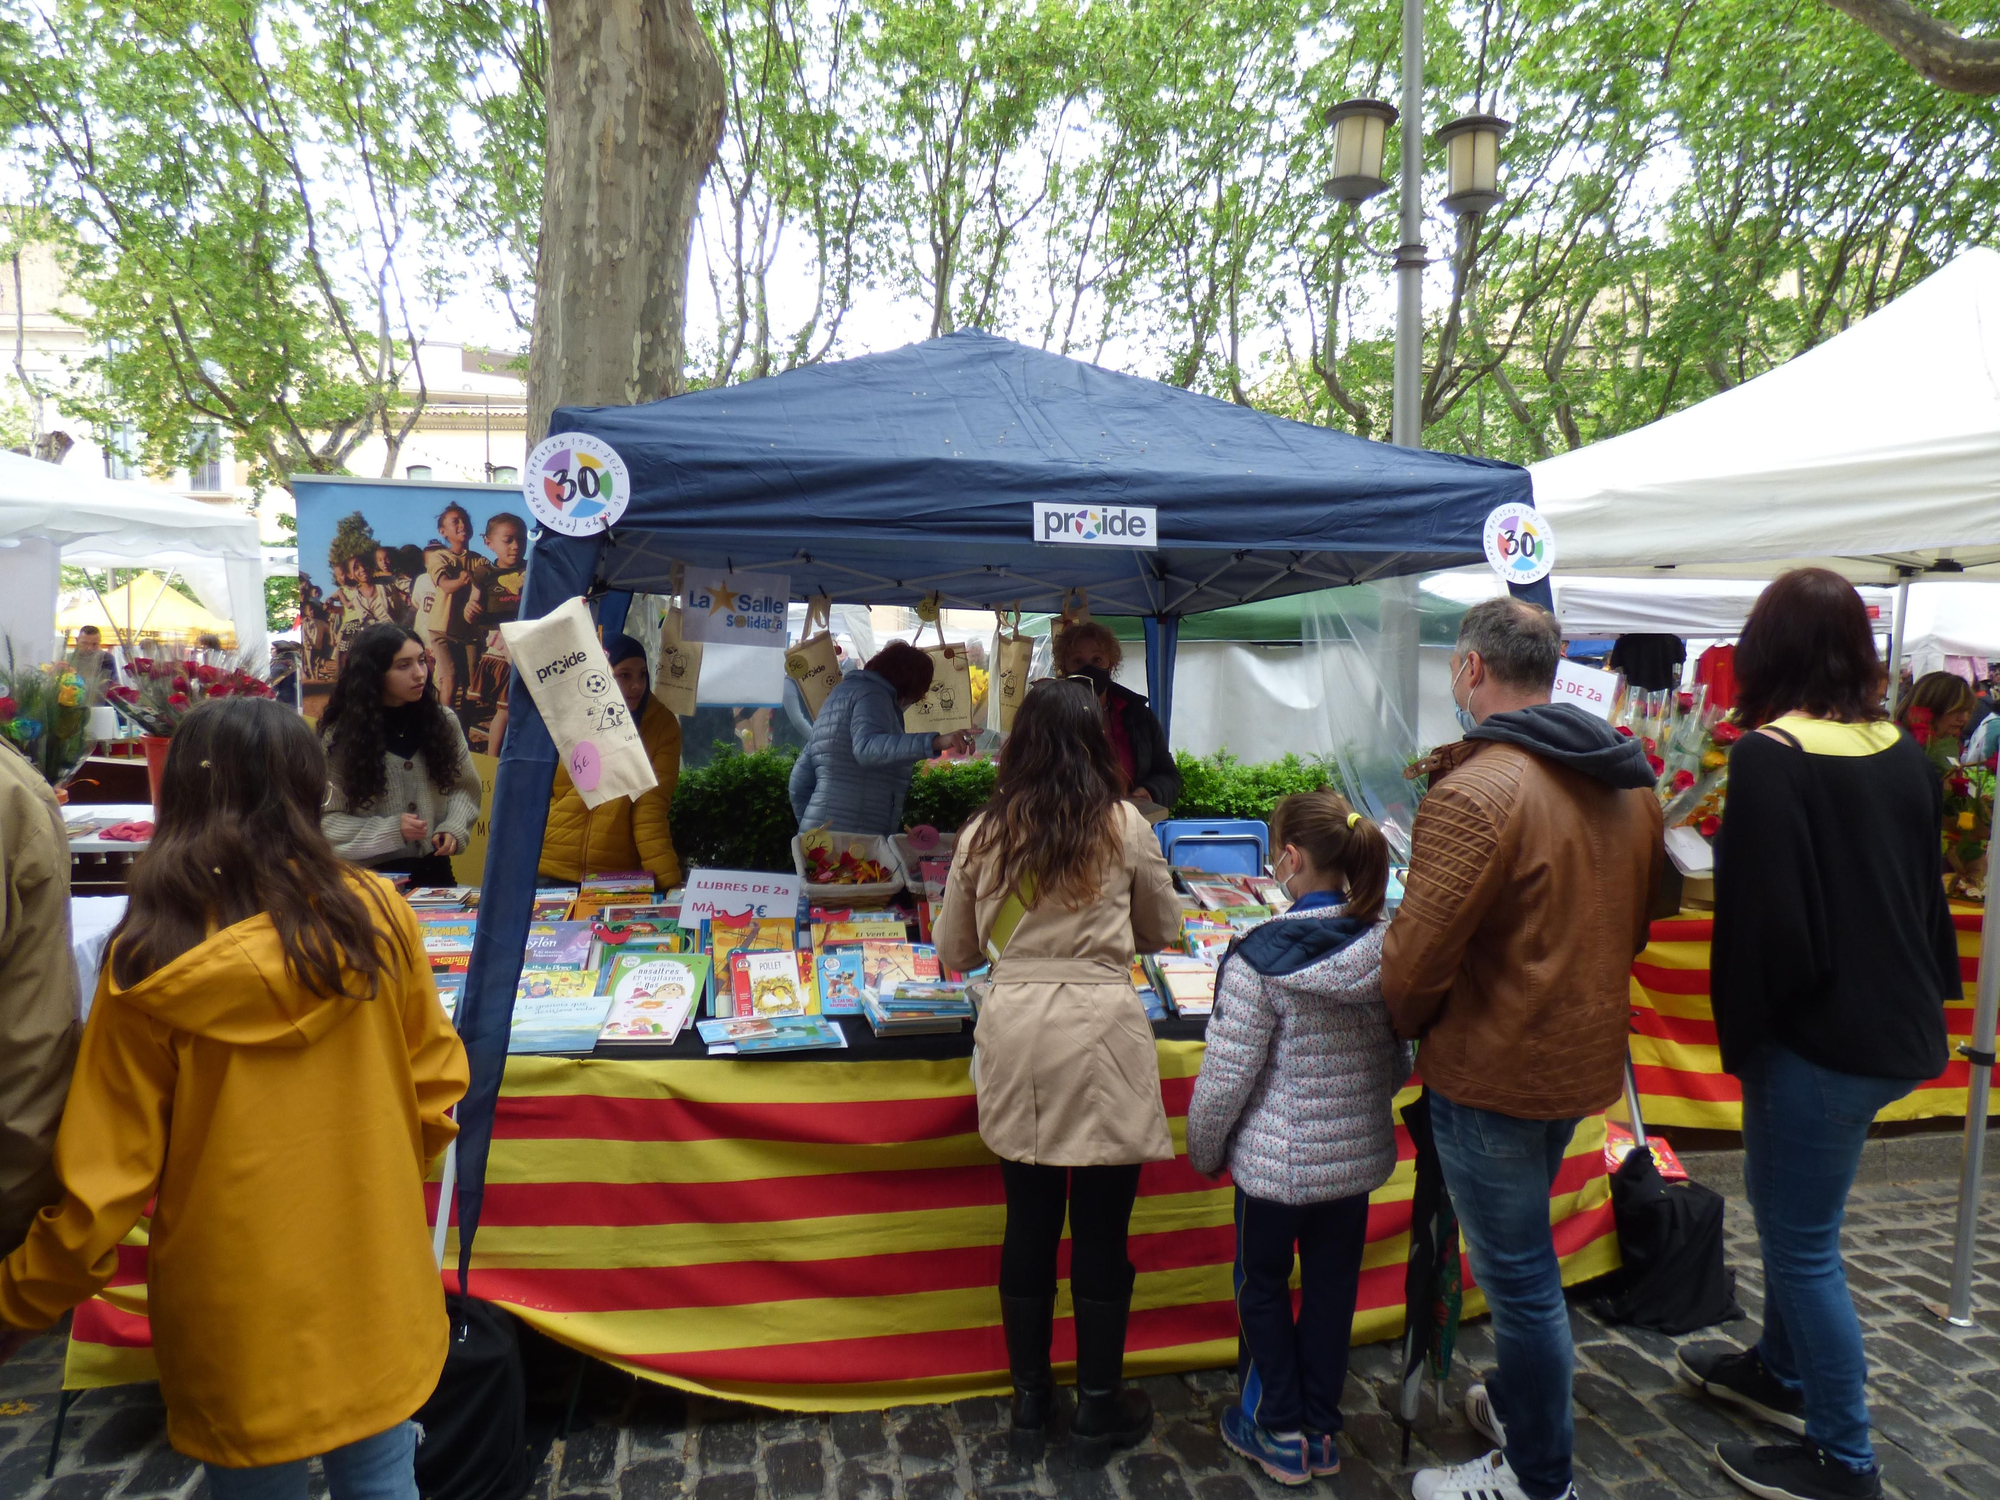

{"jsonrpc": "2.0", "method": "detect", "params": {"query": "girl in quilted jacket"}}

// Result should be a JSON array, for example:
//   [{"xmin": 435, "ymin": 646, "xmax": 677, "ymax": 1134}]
[{"xmin": 1186, "ymin": 791, "xmax": 1408, "ymax": 1487}]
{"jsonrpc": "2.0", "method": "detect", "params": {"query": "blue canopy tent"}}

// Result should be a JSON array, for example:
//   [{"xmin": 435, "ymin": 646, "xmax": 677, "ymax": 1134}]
[{"xmin": 335, "ymin": 329, "xmax": 1534, "ymax": 1283}]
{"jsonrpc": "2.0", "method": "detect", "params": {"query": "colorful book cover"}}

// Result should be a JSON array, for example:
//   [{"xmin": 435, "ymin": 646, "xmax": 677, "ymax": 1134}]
[
  {"xmin": 730, "ymin": 1015, "xmax": 848, "ymax": 1055},
  {"xmin": 728, "ymin": 949, "xmax": 819, "ymax": 1018},
  {"xmin": 429, "ymin": 953, "xmax": 471, "ymax": 977},
  {"xmin": 817, "ymin": 950, "xmax": 869, "ymax": 1015},
  {"xmin": 508, "ymin": 972, "xmax": 611, "ymax": 1054},
  {"xmin": 433, "ymin": 974, "xmax": 465, "ymax": 1023},
  {"xmin": 417, "ymin": 914, "xmax": 477, "ymax": 955},
  {"xmin": 407, "ymin": 886, "xmax": 478, "ymax": 908},
  {"xmin": 579, "ymin": 870, "xmax": 656, "ymax": 899},
  {"xmin": 858, "ymin": 942, "xmax": 940, "ymax": 999},
  {"xmin": 1152, "ymin": 957, "xmax": 1218, "ymax": 1015},
  {"xmin": 598, "ymin": 954, "xmax": 710, "ymax": 1043},
  {"xmin": 1183, "ymin": 877, "xmax": 1246, "ymax": 912},
  {"xmin": 703, "ymin": 916, "xmax": 796, "ymax": 958},
  {"xmin": 812, "ymin": 918, "xmax": 906, "ymax": 949},
  {"xmin": 524, "ymin": 921, "xmax": 595, "ymax": 970}
]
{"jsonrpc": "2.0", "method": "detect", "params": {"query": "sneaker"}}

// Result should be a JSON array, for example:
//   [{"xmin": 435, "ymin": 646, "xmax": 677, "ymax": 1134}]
[
  {"xmin": 1302, "ymin": 1431, "xmax": 1340, "ymax": 1477},
  {"xmin": 1679, "ymin": 1346, "xmax": 1808, "ymax": 1437},
  {"xmin": 1220, "ymin": 1406, "xmax": 1311, "ymax": 1486},
  {"xmin": 1411, "ymin": 1450, "xmax": 1578, "ymax": 1500},
  {"xmin": 1465, "ymin": 1383, "xmax": 1508, "ymax": 1448},
  {"xmin": 1714, "ymin": 1440, "xmax": 1883, "ymax": 1500}
]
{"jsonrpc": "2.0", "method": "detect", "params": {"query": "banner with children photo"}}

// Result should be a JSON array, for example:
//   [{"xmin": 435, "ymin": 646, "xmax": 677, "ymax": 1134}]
[{"xmin": 296, "ymin": 486, "xmax": 527, "ymax": 756}]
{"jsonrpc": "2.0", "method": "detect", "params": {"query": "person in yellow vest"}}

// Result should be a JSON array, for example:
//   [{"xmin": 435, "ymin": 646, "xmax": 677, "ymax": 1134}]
[{"xmin": 539, "ymin": 634, "xmax": 683, "ymax": 891}]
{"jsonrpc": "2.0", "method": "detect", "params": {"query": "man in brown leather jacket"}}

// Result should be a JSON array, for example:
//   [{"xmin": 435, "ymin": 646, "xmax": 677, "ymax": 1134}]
[{"xmin": 1384, "ymin": 598, "xmax": 1661, "ymax": 1500}]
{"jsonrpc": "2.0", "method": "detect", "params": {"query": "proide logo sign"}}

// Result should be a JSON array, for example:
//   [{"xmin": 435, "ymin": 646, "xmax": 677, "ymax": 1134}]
[
  {"xmin": 535, "ymin": 650, "xmax": 589, "ymax": 686},
  {"xmin": 523, "ymin": 432, "xmax": 631, "ymax": 536},
  {"xmin": 1032, "ymin": 502, "xmax": 1158, "ymax": 549}
]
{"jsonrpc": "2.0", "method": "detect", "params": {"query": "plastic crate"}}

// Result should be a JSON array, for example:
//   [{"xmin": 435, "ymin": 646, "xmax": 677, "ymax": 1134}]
[{"xmin": 1156, "ymin": 818, "xmax": 1269, "ymax": 877}]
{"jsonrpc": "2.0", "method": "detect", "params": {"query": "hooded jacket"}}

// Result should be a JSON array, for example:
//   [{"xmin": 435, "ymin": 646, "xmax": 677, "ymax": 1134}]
[
  {"xmin": 1185, "ymin": 906, "xmax": 1408, "ymax": 1205},
  {"xmin": 1383, "ymin": 702, "xmax": 1663, "ymax": 1119},
  {"xmin": 0, "ymin": 876, "xmax": 467, "ymax": 1468},
  {"xmin": 789, "ymin": 670, "xmax": 939, "ymax": 835}
]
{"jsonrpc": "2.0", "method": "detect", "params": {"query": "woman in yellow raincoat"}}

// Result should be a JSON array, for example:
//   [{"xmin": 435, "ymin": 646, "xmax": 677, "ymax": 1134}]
[{"xmin": 0, "ymin": 698, "xmax": 468, "ymax": 1499}]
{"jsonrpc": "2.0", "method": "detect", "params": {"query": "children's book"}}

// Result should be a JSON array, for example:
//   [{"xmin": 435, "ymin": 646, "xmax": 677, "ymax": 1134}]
[
  {"xmin": 817, "ymin": 950, "xmax": 869, "ymax": 1015},
  {"xmin": 433, "ymin": 974, "xmax": 465, "ymax": 1023},
  {"xmin": 860, "ymin": 993, "xmax": 965, "ymax": 1037},
  {"xmin": 524, "ymin": 921, "xmax": 595, "ymax": 969},
  {"xmin": 1150, "ymin": 956, "xmax": 1218, "ymax": 1016},
  {"xmin": 598, "ymin": 954, "xmax": 710, "ymax": 1043},
  {"xmin": 697, "ymin": 1014, "xmax": 849, "ymax": 1055},
  {"xmin": 579, "ymin": 871, "xmax": 657, "ymax": 901},
  {"xmin": 858, "ymin": 941, "xmax": 940, "ymax": 999},
  {"xmin": 417, "ymin": 913, "xmax": 478, "ymax": 955},
  {"xmin": 407, "ymin": 886, "xmax": 478, "ymax": 909},
  {"xmin": 508, "ymin": 971, "xmax": 610, "ymax": 1054},
  {"xmin": 726, "ymin": 949, "xmax": 819, "ymax": 1019},
  {"xmin": 1182, "ymin": 877, "xmax": 1246, "ymax": 912},
  {"xmin": 812, "ymin": 917, "xmax": 907, "ymax": 949},
  {"xmin": 430, "ymin": 953, "xmax": 471, "ymax": 977}
]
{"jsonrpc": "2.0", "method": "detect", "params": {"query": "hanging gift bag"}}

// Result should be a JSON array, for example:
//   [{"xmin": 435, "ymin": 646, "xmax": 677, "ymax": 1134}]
[
  {"xmin": 903, "ymin": 594, "xmax": 975, "ymax": 735},
  {"xmin": 783, "ymin": 594, "xmax": 843, "ymax": 718},
  {"xmin": 500, "ymin": 597, "xmax": 658, "ymax": 809},
  {"xmin": 1058, "ymin": 586, "xmax": 1092, "ymax": 629},
  {"xmin": 992, "ymin": 606, "xmax": 1035, "ymax": 733},
  {"xmin": 653, "ymin": 589, "xmax": 704, "ymax": 718}
]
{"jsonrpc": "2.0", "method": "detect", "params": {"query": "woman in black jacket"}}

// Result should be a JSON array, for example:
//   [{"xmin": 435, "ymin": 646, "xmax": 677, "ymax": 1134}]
[
  {"xmin": 1686, "ymin": 568, "xmax": 1960, "ymax": 1500},
  {"xmin": 1054, "ymin": 622, "xmax": 1179, "ymax": 818}
]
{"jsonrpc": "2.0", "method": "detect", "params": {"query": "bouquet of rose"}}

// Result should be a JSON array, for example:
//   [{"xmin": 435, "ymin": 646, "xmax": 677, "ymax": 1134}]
[
  {"xmin": 107, "ymin": 649, "xmax": 275, "ymax": 737},
  {"xmin": 1613, "ymin": 684, "xmax": 1740, "ymax": 843},
  {"xmin": 0, "ymin": 642, "xmax": 100, "ymax": 789}
]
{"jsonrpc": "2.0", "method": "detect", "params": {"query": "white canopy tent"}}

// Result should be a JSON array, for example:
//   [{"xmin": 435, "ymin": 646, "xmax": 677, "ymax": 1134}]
[
  {"xmin": 0, "ymin": 450, "xmax": 266, "ymax": 668},
  {"xmin": 1531, "ymin": 248, "xmax": 2000, "ymax": 585}
]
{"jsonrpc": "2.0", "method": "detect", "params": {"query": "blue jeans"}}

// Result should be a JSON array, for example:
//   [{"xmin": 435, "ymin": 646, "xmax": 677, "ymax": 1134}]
[
  {"xmin": 203, "ymin": 1422, "xmax": 419, "ymax": 1500},
  {"xmin": 1739, "ymin": 1044, "xmax": 1913, "ymax": 1475},
  {"xmin": 1429, "ymin": 1092, "xmax": 1579, "ymax": 1500}
]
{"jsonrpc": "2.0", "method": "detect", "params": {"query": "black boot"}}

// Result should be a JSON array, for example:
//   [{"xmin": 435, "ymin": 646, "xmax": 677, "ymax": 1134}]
[
  {"xmin": 1068, "ymin": 1292, "xmax": 1151, "ymax": 1467},
  {"xmin": 1001, "ymin": 1294, "xmax": 1059, "ymax": 1460}
]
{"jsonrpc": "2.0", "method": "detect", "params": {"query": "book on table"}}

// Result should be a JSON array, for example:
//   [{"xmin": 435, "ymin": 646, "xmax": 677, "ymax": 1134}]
[
  {"xmin": 508, "ymin": 969, "xmax": 610, "ymax": 1054},
  {"xmin": 724, "ymin": 948, "xmax": 820, "ymax": 1019},
  {"xmin": 696, "ymin": 1014, "xmax": 850, "ymax": 1056},
  {"xmin": 407, "ymin": 886, "xmax": 478, "ymax": 910},
  {"xmin": 524, "ymin": 920, "xmax": 595, "ymax": 970},
  {"xmin": 417, "ymin": 912, "xmax": 477, "ymax": 956},
  {"xmin": 598, "ymin": 954, "xmax": 710, "ymax": 1043}
]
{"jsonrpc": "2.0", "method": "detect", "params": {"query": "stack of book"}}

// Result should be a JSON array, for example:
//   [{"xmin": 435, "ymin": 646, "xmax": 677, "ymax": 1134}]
[
  {"xmin": 1142, "ymin": 953, "xmax": 1219, "ymax": 1016},
  {"xmin": 695, "ymin": 1014, "xmax": 849, "ymax": 1056},
  {"xmin": 407, "ymin": 886, "xmax": 479, "ymax": 911},
  {"xmin": 532, "ymin": 886, "xmax": 579, "ymax": 920},
  {"xmin": 861, "ymin": 979, "xmax": 973, "ymax": 1037}
]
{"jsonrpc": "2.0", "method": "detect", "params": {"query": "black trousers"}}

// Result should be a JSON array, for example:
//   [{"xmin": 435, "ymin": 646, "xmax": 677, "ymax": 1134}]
[
  {"xmin": 998, "ymin": 1160, "xmax": 1143, "ymax": 1302},
  {"xmin": 1233, "ymin": 1188, "xmax": 1371, "ymax": 1436},
  {"xmin": 373, "ymin": 854, "xmax": 459, "ymax": 888}
]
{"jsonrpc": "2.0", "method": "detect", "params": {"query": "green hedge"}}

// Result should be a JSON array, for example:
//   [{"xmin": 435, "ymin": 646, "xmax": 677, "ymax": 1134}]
[{"xmin": 667, "ymin": 746, "xmax": 1344, "ymax": 873}]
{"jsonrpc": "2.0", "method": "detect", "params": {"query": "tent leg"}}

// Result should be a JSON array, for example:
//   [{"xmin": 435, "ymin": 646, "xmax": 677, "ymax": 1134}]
[
  {"xmin": 1931, "ymin": 874, "xmax": 2000, "ymax": 1327},
  {"xmin": 46, "ymin": 1388, "xmax": 80, "ymax": 1477},
  {"xmin": 432, "ymin": 1134, "xmax": 459, "ymax": 1275},
  {"xmin": 1623, "ymin": 1058, "xmax": 1649, "ymax": 1150},
  {"xmin": 1886, "ymin": 572, "xmax": 1912, "ymax": 716}
]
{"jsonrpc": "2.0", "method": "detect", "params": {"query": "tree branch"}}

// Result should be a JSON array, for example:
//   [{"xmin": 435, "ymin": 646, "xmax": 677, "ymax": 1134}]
[{"xmin": 1822, "ymin": 0, "xmax": 2000, "ymax": 93}]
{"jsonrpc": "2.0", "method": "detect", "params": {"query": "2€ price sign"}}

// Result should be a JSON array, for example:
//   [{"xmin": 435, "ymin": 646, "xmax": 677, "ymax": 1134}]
[
  {"xmin": 523, "ymin": 432, "xmax": 631, "ymax": 536},
  {"xmin": 1483, "ymin": 502, "xmax": 1557, "ymax": 587}
]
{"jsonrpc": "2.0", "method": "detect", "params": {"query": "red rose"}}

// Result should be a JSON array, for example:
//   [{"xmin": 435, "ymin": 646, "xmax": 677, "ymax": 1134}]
[
  {"xmin": 1698, "ymin": 815, "xmax": 1721, "ymax": 838},
  {"xmin": 1678, "ymin": 692, "xmax": 1695, "ymax": 710},
  {"xmin": 1672, "ymin": 769, "xmax": 1696, "ymax": 792},
  {"xmin": 0, "ymin": 696, "xmax": 16, "ymax": 719},
  {"xmin": 167, "ymin": 692, "xmax": 189, "ymax": 707},
  {"xmin": 171, "ymin": 676, "xmax": 189, "ymax": 692},
  {"xmin": 1710, "ymin": 721, "xmax": 1744, "ymax": 745},
  {"xmin": 1908, "ymin": 705, "xmax": 1934, "ymax": 728},
  {"xmin": 1949, "ymin": 774, "xmax": 1971, "ymax": 796},
  {"xmin": 1615, "ymin": 725, "xmax": 1635, "ymax": 738},
  {"xmin": 193, "ymin": 664, "xmax": 222, "ymax": 684},
  {"xmin": 207, "ymin": 684, "xmax": 232, "ymax": 698}
]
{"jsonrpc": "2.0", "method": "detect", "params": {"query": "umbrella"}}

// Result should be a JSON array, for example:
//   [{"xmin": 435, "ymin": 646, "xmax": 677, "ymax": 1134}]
[{"xmin": 1397, "ymin": 1089, "xmax": 1464, "ymax": 1462}]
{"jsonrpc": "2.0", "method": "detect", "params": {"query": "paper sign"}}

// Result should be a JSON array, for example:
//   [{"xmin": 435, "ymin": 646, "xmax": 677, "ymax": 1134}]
[
  {"xmin": 1483, "ymin": 502, "xmax": 1556, "ymax": 586},
  {"xmin": 1664, "ymin": 825, "xmax": 1715, "ymax": 876},
  {"xmin": 682, "ymin": 571, "xmax": 791, "ymax": 647},
  {"xmin": 680, "ymin": 868, "xmax": 805, "ymax": 930},
  {"xmin": 522, "ymin": 432, "xmax": 630, "ymax": 536},
  {"xmin": 1553, "ymin": 658, "xmax": 1619, "ymax": 719},
  {"xmin": 1032, "ymin": 502, "xmax": 1157, "ymax": 548}
]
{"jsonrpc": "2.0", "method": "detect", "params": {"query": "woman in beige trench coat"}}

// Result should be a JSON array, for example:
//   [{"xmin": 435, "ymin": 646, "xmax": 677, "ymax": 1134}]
[{"xmin": 936, "ymin": 680, "xmax": 1182, "ymax": 1470}]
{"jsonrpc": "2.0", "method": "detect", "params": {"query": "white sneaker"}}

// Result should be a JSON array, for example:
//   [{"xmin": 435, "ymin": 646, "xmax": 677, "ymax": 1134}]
[
  {"xmin": 1411, "ymin": 1451, "xmax": 1577, "ymax": 1500},
  {"xmin": 1465, "ymin": 1384, "xmax": 1508, "ymax": 1448}
]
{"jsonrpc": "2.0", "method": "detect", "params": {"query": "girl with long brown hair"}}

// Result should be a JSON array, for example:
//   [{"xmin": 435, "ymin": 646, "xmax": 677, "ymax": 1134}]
[
  {"xmin": 0, "ymin": 699, "xmax": 467, "ymax": 1499},
  {"xmin": 935, "ymin": 679, "xmax": 1181, "ymax": 1469}
]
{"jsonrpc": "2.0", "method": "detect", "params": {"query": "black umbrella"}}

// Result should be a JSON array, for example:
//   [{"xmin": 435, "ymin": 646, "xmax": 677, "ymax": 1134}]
[{"xmin": 1396, "ymin": 1089, "xmax": 1464, "ymax": 1462}]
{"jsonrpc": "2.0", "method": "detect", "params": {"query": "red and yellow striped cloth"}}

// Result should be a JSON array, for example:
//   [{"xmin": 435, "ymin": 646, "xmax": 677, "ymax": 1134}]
[
  {"xmin": 1627, "ymin": 907, "xmax": 1984, "ymax": 1131},
  {"xmin": 66, "ymin": 1042, "xmax": 1619, "ymax": 1408}
]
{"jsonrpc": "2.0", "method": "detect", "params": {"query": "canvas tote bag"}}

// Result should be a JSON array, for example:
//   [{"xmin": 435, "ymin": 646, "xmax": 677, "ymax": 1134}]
[
  {"xmin": 902, "ymin": 594, "xmax": 975, "ymax": 735},
  {"xmin": 992, "ymin": 607, "xmax": 1035, "ymax": 733},
  {"xmin": 783, "ymin": 594, "xmax": 842, "ymax": 718},
  {"xmin": 499, "ymin": 596, "xmax": 658, "ymax": 809},
  {"xmin": 653, "ymin": 595, "xmax": 704, "ymax": 718}
]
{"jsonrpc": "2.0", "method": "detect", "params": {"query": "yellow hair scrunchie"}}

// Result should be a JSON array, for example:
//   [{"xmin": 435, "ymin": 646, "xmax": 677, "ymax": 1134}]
[{"xmin": 1346, "ymin": 811, "xmax": 1361, "ymax": 829}]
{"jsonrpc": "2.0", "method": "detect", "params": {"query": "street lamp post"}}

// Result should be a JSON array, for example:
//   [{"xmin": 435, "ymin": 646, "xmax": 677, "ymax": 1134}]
[{"xmin": 1322, "ymin": 1, "xmax": 1511, "ymax": 451}]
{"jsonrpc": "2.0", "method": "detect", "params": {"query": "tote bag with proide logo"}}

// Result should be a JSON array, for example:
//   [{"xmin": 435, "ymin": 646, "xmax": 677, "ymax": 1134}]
[
  {"xmin": 903, "ymin": 604, "xmax": 975, "ymax": 735},
  {"xmin": 500, "ymin": 597, "xmax": 658, "ymax": 810},
  {"xmin": 783, "ymin": 595, "xmax": 842, "ymax": 718}
]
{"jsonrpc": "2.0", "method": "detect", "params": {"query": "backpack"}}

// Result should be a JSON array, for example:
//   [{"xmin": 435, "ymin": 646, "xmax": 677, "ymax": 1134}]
[
  {"xmin": 1588, "ymin": 1148, "xmax": 1743, "ymax": 1335},
  {"xmin": 413, "ymin": 1294, "xmax": 533, "ymax": 1500}
]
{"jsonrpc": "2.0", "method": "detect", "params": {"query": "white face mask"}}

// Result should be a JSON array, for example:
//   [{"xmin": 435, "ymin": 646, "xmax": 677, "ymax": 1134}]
[
  {"xmin": 1451, "ymin": 654, "xmax": 1479, "ymax": 734},
  {"xmin": 1276, "ymin": 847, "xmax": 1302, "ymax": 901}
]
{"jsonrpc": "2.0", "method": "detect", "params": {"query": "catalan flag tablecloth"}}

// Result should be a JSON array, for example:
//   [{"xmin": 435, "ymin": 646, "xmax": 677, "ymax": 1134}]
[
  {"xmin": 1626, "ymin": 906, "xmax": 1985, "ymax": 1131},
  {"xmin": 65, "ymin": 1042, "xmax": 1619, "ymax": 1409}
]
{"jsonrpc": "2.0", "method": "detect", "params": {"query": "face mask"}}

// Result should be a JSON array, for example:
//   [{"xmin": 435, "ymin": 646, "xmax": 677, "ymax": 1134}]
[
  {"xmin": 1070, "ymin": 664, "xmax": 1114, "ymax": 697},
  {"xmin": 1275, "ymin": 848, "xmax": 1300, "ymax": 901},
  {"xmin": 1450, "ymin": 656, "xmax": 1478, "ymax": 735}
]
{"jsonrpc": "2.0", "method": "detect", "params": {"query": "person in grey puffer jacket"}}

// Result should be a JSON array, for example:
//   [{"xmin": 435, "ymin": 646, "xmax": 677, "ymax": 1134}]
[
  {"xmin": 1186, "ymin": 791, "xmax": 1408, "ymax": 1488},
  {"xmin": 789, "ymin": 642, "xmax": 976, "ymax": 834}
]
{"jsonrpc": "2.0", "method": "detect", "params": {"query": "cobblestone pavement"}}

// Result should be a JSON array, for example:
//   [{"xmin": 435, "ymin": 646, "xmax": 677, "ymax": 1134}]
[{"xmin": 4, "ymin": 1180, "xmax": 1999, "ymax": 1500}]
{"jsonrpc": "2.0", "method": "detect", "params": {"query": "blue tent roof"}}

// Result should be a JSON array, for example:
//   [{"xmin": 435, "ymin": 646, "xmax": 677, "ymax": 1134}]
[{"xmin": 556, "ymin": 330, "xmax": 1529, "ymax": 615}]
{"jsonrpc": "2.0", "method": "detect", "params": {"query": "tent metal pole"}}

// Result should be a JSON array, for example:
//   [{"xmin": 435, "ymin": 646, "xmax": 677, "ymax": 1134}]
[
  {"xmin": 1391, "ymin": 0, "xmax": 1425, "ymax": 450},
  {"xmin": 1886, "ymin": 571, "xmax": 1912, "ymax": 715},
  {"xmin": 1932, "ymin": 880, "xmax": 1999, "ymax": 1327}
]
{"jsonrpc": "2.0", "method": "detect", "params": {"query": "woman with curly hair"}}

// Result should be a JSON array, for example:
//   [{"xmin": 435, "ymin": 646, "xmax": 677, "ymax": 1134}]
[
  {"xmin": 320, "ymin": 623, "xmax": 482, "ymax": 886},
  {"xmin": 1053, "ymin": 620, "xmax": 1179, "ymax": 817}
]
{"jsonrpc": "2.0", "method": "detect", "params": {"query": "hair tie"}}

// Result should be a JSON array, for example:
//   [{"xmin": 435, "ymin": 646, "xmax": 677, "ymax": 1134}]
[{"xmin": 1346, "ymin": 812, "xmax": 1361, "ymax": 829}]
